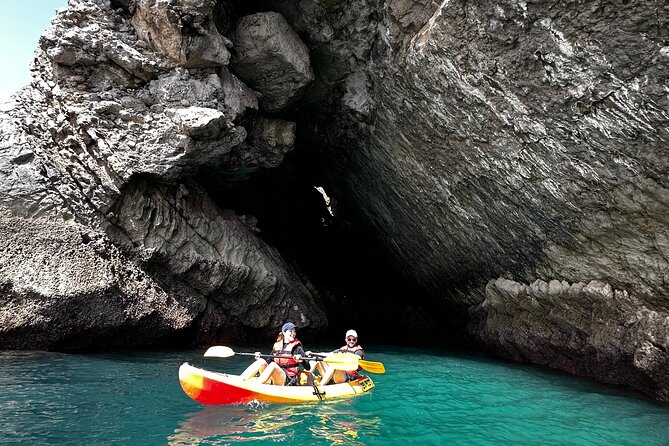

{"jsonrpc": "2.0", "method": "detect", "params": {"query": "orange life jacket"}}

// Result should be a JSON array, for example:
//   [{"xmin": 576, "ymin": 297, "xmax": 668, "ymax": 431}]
[{"xmin": 272, "ymin": 339, "xmax": 302, "ymax": 377}]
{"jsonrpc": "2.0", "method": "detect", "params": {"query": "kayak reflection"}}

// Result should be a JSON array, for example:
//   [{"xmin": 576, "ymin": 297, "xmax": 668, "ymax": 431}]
[{"xmin": 169, "ymin": 402, "xmax": 381, "ymax": 445}]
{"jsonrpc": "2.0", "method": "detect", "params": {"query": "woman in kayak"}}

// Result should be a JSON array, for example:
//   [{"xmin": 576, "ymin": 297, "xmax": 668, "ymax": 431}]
[
  {"xmin": 311, "ymin": 329, "xmax": 365, "ymax": 385},
  {"xmin": 240, "ymin": 322, "xmax": 307, "ymax": 386}
]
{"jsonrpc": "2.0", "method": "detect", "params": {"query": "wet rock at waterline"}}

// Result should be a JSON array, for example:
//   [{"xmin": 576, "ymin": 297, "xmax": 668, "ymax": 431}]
[{"xmin": 474, "ymin": 278, "xmax": 669, "ymax": 401}]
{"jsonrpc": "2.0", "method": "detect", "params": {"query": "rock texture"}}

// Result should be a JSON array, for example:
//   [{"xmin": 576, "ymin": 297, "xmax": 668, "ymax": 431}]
[
  {"xmin": 475, "ymin": 278, "xmax": 669, "ymax": 400},
  {"xmin": 231, "ymin": 11, "xmax": 315, "ymax": 113},
  {"xmin": 132, "ymin": 0, "xmax": 231, "ymax": 67},
  {"xmin": 0, "ymin": 211, "xmax": 195, "ymax": 349},
  {"xmin": 0, "ymin": 0, "xmax": 323, "ymax": 350},
  {"xmin": 265, "ymin": 0, "xmax": 669, "ymax": 400}
]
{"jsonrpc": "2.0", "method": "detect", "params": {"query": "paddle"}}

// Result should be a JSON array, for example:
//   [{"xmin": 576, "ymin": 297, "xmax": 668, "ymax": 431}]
[
  {"xmin": 312, "ymin": 351, "xmax": 386, "ymax": 374},
  {"xmin": 359, "ymin": 359, "xmax": 385, "ymax": 374},
  {"xmin": 204, "ymin": 346, "xmax": 359, "ymax": 372}
]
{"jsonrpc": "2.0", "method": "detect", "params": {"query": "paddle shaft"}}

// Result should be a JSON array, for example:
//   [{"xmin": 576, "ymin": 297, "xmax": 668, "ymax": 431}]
[
  {"xmin": 236, "ymin": 352, "xmax": 344, "ymax": 361},
  {"xmin": 235, "ymin": 352, "xmax": 315, "ymax": 360},
  {"xmin": 204, "ymin": 346, "xmax": 384, "ymax": 373},
  {"xmin": 237, "ymin": 352, "xmax": 361, "ymax": 372}
]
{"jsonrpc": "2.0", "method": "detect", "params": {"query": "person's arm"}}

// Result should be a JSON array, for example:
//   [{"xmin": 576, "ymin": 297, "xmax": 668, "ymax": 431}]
[
  {"xmin": 293, "ymin": 345, "xmax": 305, "ymax": 358},
  {"xmin": 293, "ymin": 345, "xmax": 308, "ymax": 369}
]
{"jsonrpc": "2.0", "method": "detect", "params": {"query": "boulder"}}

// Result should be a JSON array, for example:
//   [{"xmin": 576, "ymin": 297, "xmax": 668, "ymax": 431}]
[
  {"xmin": 132, "ymin": 0, "xmax": 230, "ymax": 67},
  {"xmin": 231, "ymin": 12, "xmax": 314, "ymax": 113}
]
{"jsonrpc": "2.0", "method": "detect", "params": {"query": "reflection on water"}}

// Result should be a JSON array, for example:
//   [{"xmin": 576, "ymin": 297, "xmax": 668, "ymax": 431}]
[{"xmin": 169, "ymin": 402, "xmax": 381, "ymax": 445}]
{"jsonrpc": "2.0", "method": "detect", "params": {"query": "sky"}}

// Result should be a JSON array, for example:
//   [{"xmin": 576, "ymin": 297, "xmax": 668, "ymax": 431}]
[{"xmin": 0, "ymin": 0, "xmax": 68, "ymax": 100}]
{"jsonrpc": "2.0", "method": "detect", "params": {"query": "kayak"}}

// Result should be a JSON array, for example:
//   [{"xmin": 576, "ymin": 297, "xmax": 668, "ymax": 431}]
[{"xmin": 179, "ymin": 362, "xmax": 375, "ymax": 404}]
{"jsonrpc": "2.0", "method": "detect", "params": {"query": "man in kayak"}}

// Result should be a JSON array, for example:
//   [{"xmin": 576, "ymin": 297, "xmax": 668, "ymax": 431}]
[
  {"xmin": 240, "ymin": 322, "xmax": 307, "ymax": 386},
  {"xmin": 311, "ymin": 329, "xmax": 365, "ymax": 385}
]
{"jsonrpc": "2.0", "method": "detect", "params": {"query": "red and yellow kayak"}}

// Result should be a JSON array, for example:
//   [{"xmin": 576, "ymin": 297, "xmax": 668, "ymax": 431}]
[{"xmin": 179, "ymin": 362, "xmax": 375, "ymax": 405}]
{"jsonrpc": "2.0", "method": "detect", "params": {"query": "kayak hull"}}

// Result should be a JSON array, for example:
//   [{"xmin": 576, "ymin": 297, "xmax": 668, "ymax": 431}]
[{"xmin": 179, "ymin": 363, "xmax": 374, "ymax": 405}]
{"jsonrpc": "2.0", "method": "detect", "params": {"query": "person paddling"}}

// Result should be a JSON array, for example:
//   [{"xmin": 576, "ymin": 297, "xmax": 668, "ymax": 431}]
[
  {"xmin": 311, "ymin": 329, "xmax": 365, "ymax": 385},
  {"xmin": 240, "ymin": 322, "xmax": 306, "ymax": 386}
]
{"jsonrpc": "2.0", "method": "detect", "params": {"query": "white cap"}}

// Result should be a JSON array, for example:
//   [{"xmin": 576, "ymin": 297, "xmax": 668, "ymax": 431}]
[{"xmin": 345, "ymin": 329, "xmax": 358, "ymax": 338}]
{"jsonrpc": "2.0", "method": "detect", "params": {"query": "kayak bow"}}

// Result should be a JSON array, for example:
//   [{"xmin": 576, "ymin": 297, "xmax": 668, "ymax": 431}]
[{"xmin": 179, "ymin": 363, "xmax": 375, "ymax": 405}]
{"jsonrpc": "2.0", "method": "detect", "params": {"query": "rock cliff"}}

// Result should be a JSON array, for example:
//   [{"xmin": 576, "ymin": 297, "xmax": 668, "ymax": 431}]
[
  {"xmin": 1, "ymin": 0, "xmax": 668, "ymax": 400},
  {"xmin": 0, "ymin": 0, "xmax": 326, "ymax": 349},
  {"xmin": 276, "ymin": 0, "xmax": 669, "ymax": 400}
]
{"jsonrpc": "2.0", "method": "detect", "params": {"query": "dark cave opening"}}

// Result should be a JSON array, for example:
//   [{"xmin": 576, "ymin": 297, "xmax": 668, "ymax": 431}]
[
  {"xmin": 187, "ymin": 0, "xmax": 470, "ymax": 347},
  {"xmin": 196, "ymin": 140, "xmax": 464, "ymax": 347}
]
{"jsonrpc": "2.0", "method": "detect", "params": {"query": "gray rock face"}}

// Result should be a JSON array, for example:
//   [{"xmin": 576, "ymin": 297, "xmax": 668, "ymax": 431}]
[
  {"xmin": 475, "ymin": 278, "xmax": 669, "ymax": 401},
  {"xmin": 276, "ymin": 0, "xmax": 669, "ymax": 399},
  {"xmin": 0, "ymin": 211, "xmax": 198, "ymax": 349},
  {"xmin": 0, "ymin": 0, "xmax": 324, "ymax": 349},
  {"xmin": 132, "ymin": 0, "xmax": 231, "ymax": 67},
  {"xmin": 231, "ymin": 12, "xmax": 314, "ymax": 113},
  {"xmin": 108, "ymin": 178, "xmax": 326, "ymax": 331}
]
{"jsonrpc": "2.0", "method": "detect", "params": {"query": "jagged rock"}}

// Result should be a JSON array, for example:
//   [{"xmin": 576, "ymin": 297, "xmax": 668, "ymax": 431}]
[
  {"xmin": 107, "ymin": 178, "xmax": 324, "ymax": 329},
  {"xmin": 217, "ymin": 69, "xmax": 259, "ymax": 122},
  {"xmin": 342, "ymin": 71, "xmax": 372, "ymax": 117},
  {"xmin": 211, "ymin": 116, "xmax": 296, "ymax": 170},
  {"xmin": 0, "ymin": 0, "xmax": 325, "ymax": 349},
  {"xmin": 0, "ymin": 211, "xmax": 198, "ymax": 350},
  {"xmin": 165, "ymin": 106, "xmax": 229, "ymax": 139},
  {"xmin": 42, "ymin": 0, "xmax": 165, "ymax": 89},
  {"xmin": 242, "ymin": 117, "xmax": 296, "ymax": 168},
  {"xmin": 132, "ymin": 0, "xmax": 230, "ymax": 67},
  {"xmin": 474, "ymin": 278, "xmax": 669, "ymax": 400},
  {"xmin": 231, "ymin": 12, "xmax": 314, "ymax": 113}
]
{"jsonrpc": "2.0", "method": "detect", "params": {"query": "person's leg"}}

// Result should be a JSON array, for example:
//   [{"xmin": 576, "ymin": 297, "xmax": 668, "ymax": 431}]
[
  {"xmin": 240, "ymin": 358, "xmax": 268, "ymax": 380},
  {"xmin": 297, "ymin": 370, "xmax": 315, "ymax": 385},
  {"xmin": 319, "ymin": 364, "xmax": 336, "ymax": 385},
  {"xmin": 309, "ymin": 361, "xmax": 326, "ymax": 385},
  {"xmin": 331, "ymin": 370, "xmax": 347, "ymax": 384},
  {"xmin": 313, "ymin": 361, "xmax": 327, "ymax": 376},
  {"xmin": 270, "ymin": 366, "xmax": 287, "ymax": 386},
  {"xmin": 257, "ymin": 362, "xmax": 287, "ymax": 385}
]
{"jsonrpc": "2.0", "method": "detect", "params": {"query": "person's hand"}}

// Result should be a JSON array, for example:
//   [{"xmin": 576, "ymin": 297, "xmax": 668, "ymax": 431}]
[
  {"xmin": 305, "ymin": 350, "xmax": 313, "ymax": 357},
  {"xmin": 254, "ymin": 352, "xmax": 261, "ymax": 360},
  {"xmin": 294, "ymin": 354, "xmax": 302, "ymax": 361}
]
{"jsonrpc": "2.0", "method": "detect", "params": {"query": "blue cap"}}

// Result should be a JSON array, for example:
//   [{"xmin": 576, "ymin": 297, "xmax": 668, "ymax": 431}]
[{"xmin": 282, "ymin": 322, "xmax": 296, "ymax": 332}]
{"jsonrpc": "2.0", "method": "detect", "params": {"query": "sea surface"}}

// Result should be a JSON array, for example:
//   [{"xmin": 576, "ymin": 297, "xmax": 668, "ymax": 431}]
[{"xmin": 1, "ymin": 346, "xmax": 668, "ymax": 445}]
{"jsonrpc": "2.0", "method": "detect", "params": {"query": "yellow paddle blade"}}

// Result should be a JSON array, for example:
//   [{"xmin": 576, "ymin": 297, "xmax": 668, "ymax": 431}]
[
  {"xmin": 359, "ymin": 359, "xmax": 385, "ymax": 374},
  {"xmin": 203, "ymin": 346, "xmax": 235, "ymax": 358},
  {"xmin": 316, "ymin": 352, "xmax": 386, "ymax": 374},
  {"xmin": 321, "ymin": 353, "xmax": 360, "ymax": 372}
]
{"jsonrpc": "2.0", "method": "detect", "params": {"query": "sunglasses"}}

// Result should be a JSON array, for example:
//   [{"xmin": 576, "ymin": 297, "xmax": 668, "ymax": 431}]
[{"xmin": 346, "ymin": 337, "xmax": 357, "ymax": 342}]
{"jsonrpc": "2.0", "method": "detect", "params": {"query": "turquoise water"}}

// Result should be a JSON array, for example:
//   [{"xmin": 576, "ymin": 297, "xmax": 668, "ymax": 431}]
[{"xmin": 1, "ymin": 346, "xmax": 668, "ymax": 445}]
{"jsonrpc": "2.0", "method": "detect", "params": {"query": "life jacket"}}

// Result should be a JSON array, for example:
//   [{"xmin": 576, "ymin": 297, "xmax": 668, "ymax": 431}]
[
  {"xmin": 337, "ymin": 344, "xmax": 365, "ymax": 378},
  {"xmin": 337, "ymin": 344, "xmax": 364, "ymax": 358},
  {"xmin": 272, "ymin": 339, "xmax": 303, "ymax": 377}
]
